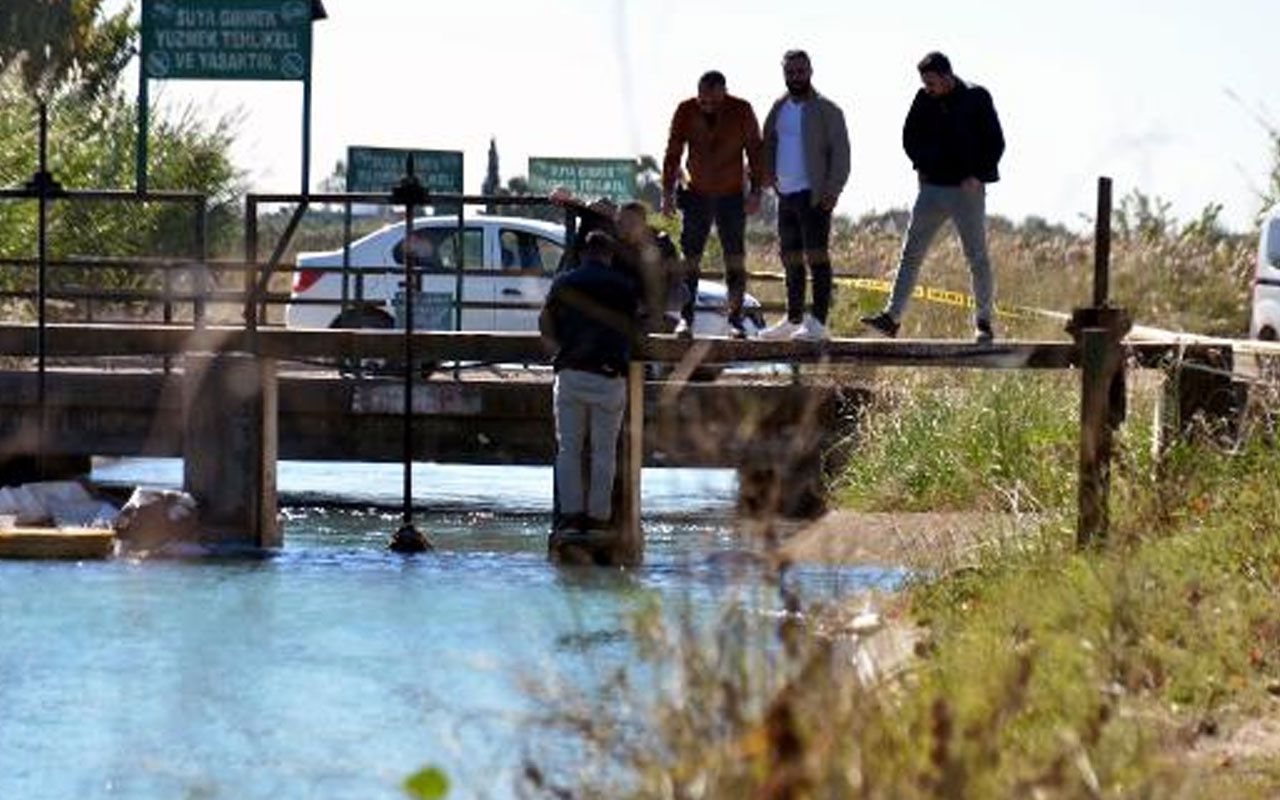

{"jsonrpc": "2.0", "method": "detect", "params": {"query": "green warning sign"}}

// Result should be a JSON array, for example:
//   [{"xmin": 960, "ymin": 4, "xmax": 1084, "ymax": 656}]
[
  {"xmin": 527, "ymin": 157, "xmax": 637, "ymax": 202},
  {"xmin": 346, "ymin": 147, "xmax": 464, "ymax": 194},
  {"xmin": 142, "ymin": 0, "xmax": 312, "ymax": 81}
]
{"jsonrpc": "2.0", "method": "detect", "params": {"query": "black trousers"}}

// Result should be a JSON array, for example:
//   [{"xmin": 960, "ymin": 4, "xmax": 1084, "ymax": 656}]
[
  {"xmin": 680, "ymin": 190, "xmax": 747, "ymax": 324},
  {"xmin": 777, "ymin": 189, "xmax": 833, "ymax": 324}
]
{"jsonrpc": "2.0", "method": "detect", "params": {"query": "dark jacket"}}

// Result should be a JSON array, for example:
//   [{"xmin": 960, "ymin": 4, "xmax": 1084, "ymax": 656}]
[
  {"xmin": 539, "ymin": 258, "xmax": 639, "ymax": 376},
  {"xmin": 903, "ymin": 78, "xmax": 1004, "ymax": 186},
  {"xmin": 761, "ymin": 90, "xmax": 851, "ymax": 207}
]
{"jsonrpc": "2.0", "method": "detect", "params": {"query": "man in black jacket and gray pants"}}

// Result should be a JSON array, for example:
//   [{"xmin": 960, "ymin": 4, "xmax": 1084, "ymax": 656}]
[{"xmin": 862, "ymin": 51, "xmax": 1004, "ymax": 343}]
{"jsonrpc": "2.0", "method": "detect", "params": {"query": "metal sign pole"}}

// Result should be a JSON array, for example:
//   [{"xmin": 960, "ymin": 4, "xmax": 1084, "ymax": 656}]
[
  {"xmin": 388, "ymin": 156, "xmax": 431, "ymax": 554},
  {"xmin": 27, "ymin": 102, "xmax": 64, "ymax": 480}
]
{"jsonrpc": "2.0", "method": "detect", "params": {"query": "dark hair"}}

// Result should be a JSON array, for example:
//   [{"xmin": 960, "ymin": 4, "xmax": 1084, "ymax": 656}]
[
  {"xmin": 582, "ymin": 230, "xmax": 615, "ymax": 261},
  {"xmin": 620, "ymin": 200, "xmax": 650, "ymax": 217},
  {"xmin": 782, "ymin": 49, "xmax": 810, "ymax": 66},
  {"xmin": 698, "ymin": 70, "xmax": 726, "ymax": 90},
  {"xmin": 917, "ymin": 51, "xmax": 952, "ymax": 76}
]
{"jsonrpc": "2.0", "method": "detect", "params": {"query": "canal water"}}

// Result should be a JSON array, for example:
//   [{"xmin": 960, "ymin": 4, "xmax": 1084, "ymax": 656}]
[{"xmin": 0, "ymin": 460, "xmax": 895, "ymax": 799}]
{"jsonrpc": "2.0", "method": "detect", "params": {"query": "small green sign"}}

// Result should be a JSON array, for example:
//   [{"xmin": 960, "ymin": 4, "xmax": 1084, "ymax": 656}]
[
  {"xmin": 527, "ymin": 157, "xmax": 637, "ymax": 202},
  {"xmin": 346, "ymin": 147, "xmax": 464, "ymax": 194},
  {"xmin": 142, "ymin": 0, "xmax": 312, "ymax": 81}
]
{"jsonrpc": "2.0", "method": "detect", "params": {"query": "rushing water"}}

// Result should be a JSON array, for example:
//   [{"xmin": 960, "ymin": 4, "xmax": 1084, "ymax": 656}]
[{"xmin": 0, "ymin": 460, "xmax": 896, "ymax": 799}]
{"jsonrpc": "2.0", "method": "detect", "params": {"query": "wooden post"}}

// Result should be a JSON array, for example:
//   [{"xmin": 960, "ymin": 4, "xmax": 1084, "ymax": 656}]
[
  {"xmin": 1077, "ymin": 325, "xmax": 1112, "ymax": 545},
  {"xmin": 183, "ymin": 353, "xmax": 279, "ymax": 548},
  {"xmin": 1072, "ymin": 311, "xmax": 1130, "ymax": 547},
  {"xmin": 614, "ymin": 360, "xmax": 645, "ymax": 566}
]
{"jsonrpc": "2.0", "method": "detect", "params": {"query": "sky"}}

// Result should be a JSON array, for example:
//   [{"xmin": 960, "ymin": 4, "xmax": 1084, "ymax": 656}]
[{"xmin": 109, "ymin": 0, "xmax": 1280, "ymax": 231}]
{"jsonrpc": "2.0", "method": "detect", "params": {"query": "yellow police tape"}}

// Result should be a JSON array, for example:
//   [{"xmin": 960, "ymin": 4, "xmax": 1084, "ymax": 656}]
[{"xmin": 834, "ymin": 275, "xmax": 1051, "ymax": 322}]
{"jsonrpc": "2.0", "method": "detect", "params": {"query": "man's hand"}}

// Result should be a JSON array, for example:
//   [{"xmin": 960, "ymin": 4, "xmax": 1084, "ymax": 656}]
[
  {"xmin": 818, "ymin": 193, "xmax": 838, "ymax": 212},
  {"xmin": 745, "ymin": 191, "xmax": 762, "ymax": 215},
  {"xmin": 961, "ymin": 177, "xmax": 982, "ymax": 193},
  {"xmin": 660, "ymin": 195, "xmax": 677, "ymax": 217}
]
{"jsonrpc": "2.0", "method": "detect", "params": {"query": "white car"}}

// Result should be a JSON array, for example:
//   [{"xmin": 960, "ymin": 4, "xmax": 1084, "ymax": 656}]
[
  {"xmin": 1251, "ymin": 208, "xmax": 1280, "ymax": 340},
  {"xmin": 284, "ymin": 214, "xmax": 765, "ymax": 336}
]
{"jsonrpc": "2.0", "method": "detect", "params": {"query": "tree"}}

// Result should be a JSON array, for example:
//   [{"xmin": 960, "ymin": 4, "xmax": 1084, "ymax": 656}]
[
  {"xmin": 0, "ymin": 0, "xmax": 134, "ymax": 101},
  {"xmin": 0, "ymin": 2, "xmax": 244, "ymax": 310},
  {"xmin": 481, "ymin": 137, "xmax": 500, "ymax": 211}
]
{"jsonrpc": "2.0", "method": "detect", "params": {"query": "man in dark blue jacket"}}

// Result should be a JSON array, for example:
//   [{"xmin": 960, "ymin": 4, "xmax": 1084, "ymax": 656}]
[
  {"xmin": 862, "ymin": 51, "xmax": 1005, "ymax": 343},
  {"xmin": 539, "ymin": 231, "xmax": 640, "ymax": 533}
]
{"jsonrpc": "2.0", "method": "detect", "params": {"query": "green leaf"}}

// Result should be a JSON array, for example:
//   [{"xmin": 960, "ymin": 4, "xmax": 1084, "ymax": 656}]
[{"xmin": 403, "ymin": 766, "xmax": 449, "ymax": 799}]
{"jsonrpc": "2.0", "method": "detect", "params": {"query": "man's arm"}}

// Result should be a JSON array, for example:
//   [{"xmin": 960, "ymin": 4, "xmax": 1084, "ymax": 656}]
[
  {"xmin": 538, "ymin": 286, "xmax": 560, "ymax": 355},
  {"xmin": 661, "ymin": 102, "xmax": 690, "ymax": 215},
  {"xmin": 902, "ymin": 92, "xmax": 928, "ymax": 173},
  {"xmin": 822, "ymin": 100, "xmax": 851, "ymax": 211},
  {"xmin": 979, "ymin": 88, "xmax": 1005, "ymax": 176},
  {"xmin": 743, "ymin": 100, "xmax": 765, "ymax": 213}
]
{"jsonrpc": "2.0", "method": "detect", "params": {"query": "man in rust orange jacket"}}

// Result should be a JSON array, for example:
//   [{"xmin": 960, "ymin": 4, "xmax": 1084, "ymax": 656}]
[{"xmin": 661, "ymin": 70, "xmax": 764, "ymax": 337}]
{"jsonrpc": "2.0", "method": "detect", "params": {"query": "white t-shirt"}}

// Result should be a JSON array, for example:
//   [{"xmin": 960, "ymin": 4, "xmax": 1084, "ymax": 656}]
[{"xmin": 774, "ymin": 98, "xmax": 810, "ymax": 194}]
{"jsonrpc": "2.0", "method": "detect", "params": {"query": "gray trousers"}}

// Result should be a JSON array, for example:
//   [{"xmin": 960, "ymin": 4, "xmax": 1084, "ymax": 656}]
[
  {"xmin": 885, "ymin": 183, "xmax": 994, "ymax": 323},
  {"xmin": 553, "ymin": 369, "xmax": 626, "ymax": 520}
]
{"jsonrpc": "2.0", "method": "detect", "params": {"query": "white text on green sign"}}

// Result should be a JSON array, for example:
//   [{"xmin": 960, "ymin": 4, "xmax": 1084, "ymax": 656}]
[
  {"xmin": 142, "ymin": 0, "xmax": 312, "ymax": 81},
  {"xmin": 346, "ymin": 147, "xmax": 464, "ymax": 194}
]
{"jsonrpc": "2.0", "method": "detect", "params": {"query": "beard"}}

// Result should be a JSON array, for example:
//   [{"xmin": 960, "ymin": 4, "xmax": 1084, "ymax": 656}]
[{"xmin": 786, "ymin": 77, "xmax": 811, "ymax": 97}]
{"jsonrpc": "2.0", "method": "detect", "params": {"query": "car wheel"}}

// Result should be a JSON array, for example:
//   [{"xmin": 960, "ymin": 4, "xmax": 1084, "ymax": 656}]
[{"xmin": 1259, "ymin": 326, "xmax": 1278, "ymax": 342}]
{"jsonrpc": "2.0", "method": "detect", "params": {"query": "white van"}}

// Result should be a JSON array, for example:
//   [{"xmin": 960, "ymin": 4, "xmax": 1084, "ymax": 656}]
[
  {"xmin": 1251, "ymin": 208, "xmax": 1280, "ymax": 340},
  {"xmin": 284, "ymin": 214, "xmax": 764, "ymax": 336}
]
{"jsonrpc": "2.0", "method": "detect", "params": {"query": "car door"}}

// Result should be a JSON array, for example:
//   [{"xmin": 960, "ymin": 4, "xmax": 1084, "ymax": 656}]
[
  {"xmin": 391, "ymin": 222, "xmax": 491, "ymax": 330},
  {"xmin": 491, "ymin": 225, "xmax": 566, "ymax": 331}
]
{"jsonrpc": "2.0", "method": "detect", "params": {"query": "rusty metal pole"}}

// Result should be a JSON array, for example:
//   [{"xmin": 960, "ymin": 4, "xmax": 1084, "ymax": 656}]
[{"xmin": 1074, "ymin": 176, "xmax": 1129, "ymax": 548}]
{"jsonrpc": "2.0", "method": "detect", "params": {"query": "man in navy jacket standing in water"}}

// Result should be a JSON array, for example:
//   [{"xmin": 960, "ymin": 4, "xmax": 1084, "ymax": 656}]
[
  {"xmin": 539, "ymin": 231, "xmax": 640, "ymax": 535},
  {"xmin": 862, "ymin": 51, "xmax": 1005, "ymax": 343}
]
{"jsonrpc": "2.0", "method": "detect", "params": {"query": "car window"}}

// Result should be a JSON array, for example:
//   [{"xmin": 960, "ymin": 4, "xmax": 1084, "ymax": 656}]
[
  {"xmin": 1267, "ymin": 218, "xmax": 1280, "ymax": 268},
  {"xmin": 498, "ymin": 228, "xmax": 564, "ymax": 275},
  {"xmin": 393, "ymin": 227, "xmax": 486, "ymax": 270}
]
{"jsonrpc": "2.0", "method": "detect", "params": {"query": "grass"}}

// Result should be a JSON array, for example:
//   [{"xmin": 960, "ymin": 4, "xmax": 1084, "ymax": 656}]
[
  {"xmin": 514, "ymin": 202, "xmax": 1280, "ymax": 797},
  {"xmin": 522, "ymin": 360, "xmax": 1280, "ymax": 798}
]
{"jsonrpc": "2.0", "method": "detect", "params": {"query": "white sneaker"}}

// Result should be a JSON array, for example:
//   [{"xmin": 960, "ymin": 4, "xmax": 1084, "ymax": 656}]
[
  {"xmin": 791, "ymin": 315, "xmax": 831, "ymax": 342},
  {"xmin": 758, "ymin": 317, "xmax": 803, "ymax": 341}
]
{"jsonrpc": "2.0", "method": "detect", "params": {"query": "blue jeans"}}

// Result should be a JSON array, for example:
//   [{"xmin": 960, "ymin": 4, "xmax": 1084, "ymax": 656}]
[
  {"xmin": 778, "ymin": 190, "xmax": 833, "ymax": 324},
  {"xmin": 680, "ymin": 190, "xmax": 746, "ymax": 324},
  {"xmin": 553, "ymin": 369, "xmax": 626, "ymax": 520},
  {"xmin": 885, "ymin": 183, "xmax": 994, "ymax": 323}
]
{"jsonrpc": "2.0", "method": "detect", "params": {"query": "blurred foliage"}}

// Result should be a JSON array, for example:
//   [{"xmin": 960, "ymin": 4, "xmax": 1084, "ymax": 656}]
[
  {"xmin": 0, "ymin": 2, "xmax": 243, "ymax": 318},
  {"xmin": 0, "ymin": 0, "xmax": 134, "ymax": 102}
]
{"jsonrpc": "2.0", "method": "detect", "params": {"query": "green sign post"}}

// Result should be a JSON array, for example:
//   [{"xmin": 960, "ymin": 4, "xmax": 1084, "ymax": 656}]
[
  {"xmin": 527, "ymin": 157, "xmax": 636, "ymax": 202},
  {"xmin": 137, "ymin": 0, "xmax": 322, "ymax": 193},
  {"xmin": 346, "ymin": 147, "xmax": 464, "ymax": 194}
]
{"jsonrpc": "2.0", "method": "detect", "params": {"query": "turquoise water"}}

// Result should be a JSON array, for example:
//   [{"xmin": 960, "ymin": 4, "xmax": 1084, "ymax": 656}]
[{"xmin": 0, "ymin": 461, "xmax": 895, "ymax": 799}]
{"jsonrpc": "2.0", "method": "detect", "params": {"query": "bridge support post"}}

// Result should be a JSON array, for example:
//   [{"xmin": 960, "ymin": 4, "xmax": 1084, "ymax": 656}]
[
  {"xmin": 1071, "ymin": 307, "xmax": 1130, "ymax": 548},
  {"xmin": 183, "ymin": 353, "xmax": 279, "ymax": 548}
]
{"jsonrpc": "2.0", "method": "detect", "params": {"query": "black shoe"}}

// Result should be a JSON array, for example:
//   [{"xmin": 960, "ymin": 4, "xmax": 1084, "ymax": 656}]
[
  {"xmin": 975, "ymin": 319, "xmax": 994, "ymax": 345},
  {"xmin": 860, "ymin": 312, "xmax": 899, "ymax": 338},
  {"xmin": 673, "ymin": 317, "xmax": 693, "ymax": 338}
]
